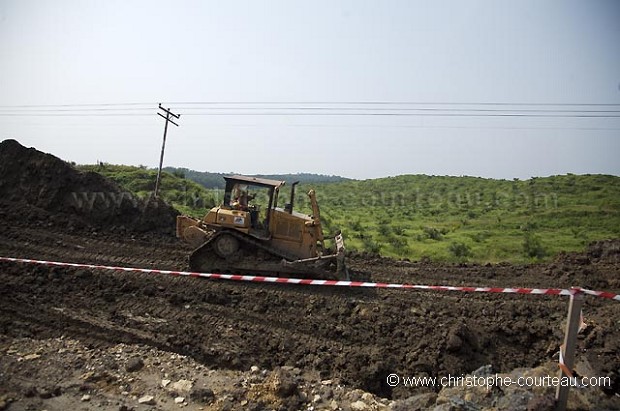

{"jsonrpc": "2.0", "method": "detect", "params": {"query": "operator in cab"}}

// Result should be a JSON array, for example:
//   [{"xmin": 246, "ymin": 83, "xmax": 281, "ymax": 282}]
[{"xmin": 231, "ymin": 184, "xmax": 254, "ymax": 211}]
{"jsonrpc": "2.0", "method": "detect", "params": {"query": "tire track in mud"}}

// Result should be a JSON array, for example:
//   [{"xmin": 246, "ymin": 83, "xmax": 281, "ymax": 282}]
[
  {"xmin": 0, "ymin": 301, "xmax": 168, "ymax": 351},
  {"xmin": 0, "ymin": 225, "xmax": 189, "ymax": 270}
]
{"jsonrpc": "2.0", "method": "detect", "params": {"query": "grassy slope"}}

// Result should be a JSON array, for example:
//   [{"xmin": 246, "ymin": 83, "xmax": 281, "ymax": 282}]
[
  {"xmin": 77, "ymin": 164, "xmax": 218, "ymax": 217},
  {"xmin": 78, "ymin": 164, "xmax": 620, "ymax": 264},
  {"xmin": 293, "ymin": 174, "xmax": 620, "ymax": 263}
]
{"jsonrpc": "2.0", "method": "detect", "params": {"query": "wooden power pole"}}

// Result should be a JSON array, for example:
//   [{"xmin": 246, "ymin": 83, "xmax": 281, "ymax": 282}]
[
  {"xmin": 154, "ymin": 104, "xmax": 180, "ymax": 198},
  {"xmin": 555, "ymin": 289, "xmax": 585, "ymax": 411}
]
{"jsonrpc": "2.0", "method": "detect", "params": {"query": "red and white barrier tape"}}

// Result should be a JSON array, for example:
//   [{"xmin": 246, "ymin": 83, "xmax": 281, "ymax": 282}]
[{"xmin": 1, "ymin": 256, "xmax": 619, "ymax": 301}]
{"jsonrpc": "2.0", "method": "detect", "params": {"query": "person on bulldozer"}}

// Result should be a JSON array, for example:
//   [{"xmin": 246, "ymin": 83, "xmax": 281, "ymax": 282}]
[{"xmin": 231, "ymin": 184, "xmax": 254, "ymax": 211}]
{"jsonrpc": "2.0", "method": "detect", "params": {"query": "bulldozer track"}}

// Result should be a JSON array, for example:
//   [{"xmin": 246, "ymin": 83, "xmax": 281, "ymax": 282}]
[
  {"xmin": 189, "ymin": 229, "xmax": 349, "ymax": 280},
  {"xmin": 0, "ymin": 225, "xmax": 189, "ymax": 270},
  {"xmin": 0, "ymin": 291, "xmax": 170, "ymax": 352}
]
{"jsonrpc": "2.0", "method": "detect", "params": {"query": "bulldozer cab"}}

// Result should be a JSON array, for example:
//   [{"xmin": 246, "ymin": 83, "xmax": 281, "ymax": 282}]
[
  {"xmin": 222, "ymin": 175, "xmax": 284, "ymax": 234},
  {"xmin": 215, "ymin": 175, "xmax": 326, "ymax": 259}
]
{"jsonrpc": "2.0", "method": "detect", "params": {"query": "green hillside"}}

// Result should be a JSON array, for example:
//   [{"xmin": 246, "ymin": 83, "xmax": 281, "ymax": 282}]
[
  {"xmin": 77, "ymin": 164, "xmax": 620, "ymax": 264},
  {"xmin": 291, "ymin": 174, "xmax": 620, "ymax": 263},
  {"xmin": 77, "ymin": 164, "xmax": 218, "ymax": 217}
]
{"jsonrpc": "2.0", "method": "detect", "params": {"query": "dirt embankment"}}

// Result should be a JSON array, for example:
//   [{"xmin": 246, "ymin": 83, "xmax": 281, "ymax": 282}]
[{"xmin": 0, "ymin": 139, "xmax": 177, "ymax": 234}]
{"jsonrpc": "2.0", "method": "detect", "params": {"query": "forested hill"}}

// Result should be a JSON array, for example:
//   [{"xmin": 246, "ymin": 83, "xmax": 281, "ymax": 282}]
[{"xmin": 163, "ymin": 167, "xmax": 349, "ymax": 188}]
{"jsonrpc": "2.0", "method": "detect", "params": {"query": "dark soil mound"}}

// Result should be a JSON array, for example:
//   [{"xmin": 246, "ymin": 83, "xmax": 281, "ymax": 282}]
[
  {"xmin": 588, "ymin": 239, "xmax": 620, "ymax": 263},
  {"xmin": 0, "ymin": 139, "xmax": 177, "ymax": 234}
]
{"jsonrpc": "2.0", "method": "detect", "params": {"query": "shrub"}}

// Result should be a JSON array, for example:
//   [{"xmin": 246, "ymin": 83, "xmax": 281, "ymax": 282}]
[
  {"xmin": 377, "ymin": 224, "xmax": 392, "ymax": 236},
  {"xmin": 469, "ymin": 231, "xmax": 491, "ymax": 243},
  {"xmin": 423, "ymin": 226, "xmax": 443, "ymax": 241},
  {"xmin": 449, "ymin": 241, "xmax": 472, "ymax": 259},
  {"xmin": 388, "ymin": 235, "xmax": 409, "ymax": 255},
  {"xmin": 362, "ymin": 237, "xmax": 381, "ymax": 254},
  {"xmin": 523, "ymin": 232, "xmax": 546, "ymax": 259},
  {"xmin": 392, "ymin": 225, "xmax": 405, "ymax": 236},
  {"xmin": 350, "ymin": 219, "xmax": 363, "ymax": 232}
]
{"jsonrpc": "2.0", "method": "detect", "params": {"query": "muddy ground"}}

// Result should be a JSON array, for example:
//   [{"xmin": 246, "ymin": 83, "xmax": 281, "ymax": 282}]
[
  {"xmin": 1, "ymin": 202, "xmax": 619, "ymax": 410},
  {"xmin": 0, "ymin": 140, "xmax": 619, "ymax": 410}
]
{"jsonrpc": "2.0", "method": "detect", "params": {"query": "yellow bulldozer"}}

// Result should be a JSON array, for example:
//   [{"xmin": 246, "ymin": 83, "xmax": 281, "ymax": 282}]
[{"xmin": 176, "ymin": 175, "xmax": 349, "ymax": 280}]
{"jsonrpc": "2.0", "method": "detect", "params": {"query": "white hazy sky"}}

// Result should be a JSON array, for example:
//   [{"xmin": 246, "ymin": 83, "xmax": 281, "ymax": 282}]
[{"xmin": 1, "ymin": 0, "xmax": 619, "ymax": 180}]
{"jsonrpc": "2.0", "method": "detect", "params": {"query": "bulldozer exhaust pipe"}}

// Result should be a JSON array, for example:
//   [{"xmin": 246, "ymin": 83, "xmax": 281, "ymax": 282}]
[{"xmin": 287, "ymin": 181, "xmax": 299, "ymax": 214}]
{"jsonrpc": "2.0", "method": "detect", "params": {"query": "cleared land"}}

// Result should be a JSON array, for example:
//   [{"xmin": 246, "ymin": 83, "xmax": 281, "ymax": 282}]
[{"xmin": 1, "ymin": 139, "xmax": 619, "ymax": 410}]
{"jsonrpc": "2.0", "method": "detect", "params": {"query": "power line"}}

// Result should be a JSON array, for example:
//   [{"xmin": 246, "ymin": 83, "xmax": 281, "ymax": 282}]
[
  {"xmin": 172, "ymin": 112, "xmax": 620, "ymax": 118},
  {"xmin": 0, "ymin": 102, "xmax": 154, "ymax": 108},
  {"xmin": 2, "ymin": 112, "xmax": 620, "ymax": 118},
  {"xmin": 164, "ymin": 101, "xmax": 620, "ymax": 107},
  {"xmin": 2, "ymin": 106, "xmax": 619, "ymax": 114},
  {"xmin": 1, "ymin": 100, "xmax": 620, "ymax": 109},
  {"xmin": 0, "ymin": 113, "xmax": 153, "ymax": 117},
  {"xmin": 5, "ymin": 119, "xmax": 618, "ymax": 131},
  {"xmin": 1, "ymin": 101, "xmax": 619, "ymax": 123},
  {"xmin": 2, "ymin": 100, "xmax": 619, "ymax": 120},
  {"xmin": 0, "ymin": 107, "xmax": 155, "ymax": 112},
  {"xmin": 182, "ymin": 107, "xmax": 620, "ymax": 113},
  {"xmin": 191, "ymin": 123, "xmax": 620, "ymax": 131}
]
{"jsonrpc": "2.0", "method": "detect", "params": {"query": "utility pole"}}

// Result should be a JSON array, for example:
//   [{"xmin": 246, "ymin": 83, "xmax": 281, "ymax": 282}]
[
  {"xmin": 555, "ymin": 289, "xmax": 584, "ymax": 411},
  {"xmin": 154, "ymin": 104, "xmax": 180, "ymax": 198}
]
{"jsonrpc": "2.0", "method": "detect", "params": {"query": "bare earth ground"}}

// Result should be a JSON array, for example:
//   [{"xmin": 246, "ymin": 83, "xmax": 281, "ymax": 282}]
[{"xmin": 0, "ymin": 202, "xmax": 619, "ymax": 410}]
